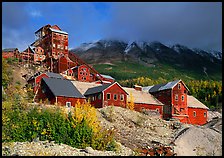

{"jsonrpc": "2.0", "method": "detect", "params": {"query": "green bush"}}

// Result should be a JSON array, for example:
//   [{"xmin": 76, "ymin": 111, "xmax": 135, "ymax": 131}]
[{"xmin": 2, "ymin": 103, "xmax": 116, "ymax": 151}]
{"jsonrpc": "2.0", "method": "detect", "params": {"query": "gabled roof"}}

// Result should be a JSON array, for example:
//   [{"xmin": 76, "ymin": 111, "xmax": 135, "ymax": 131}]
[
  {"xmin": 3, "ymin": 48, "xmax": 18, "ymax": 52},
  {"xmin": 149, "ymin": 79, "xmax": 189, "ymax": 93},
  {"xmin": 84, "ymin": 82, "xmax": 128, "ymax": 96},
  {"xmin": 49, "ymin": 28, "xmax": 68, "ymax": 35},
  {"xmin": 42, "ymin": 78, "xmax": 85, "ymax": 98},
  {"xmin": 187, "ymin": 95, "xmax": 209, "ymax": 109},
  {"xmin": 123, "ymin": 87, "xmax": 163, "ymax": 105}
]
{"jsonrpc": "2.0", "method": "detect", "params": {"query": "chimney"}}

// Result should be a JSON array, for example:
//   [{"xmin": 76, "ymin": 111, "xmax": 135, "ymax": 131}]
[{"xmin": 134, "ymin": 85, "xmax": 142, "ymax": 91}]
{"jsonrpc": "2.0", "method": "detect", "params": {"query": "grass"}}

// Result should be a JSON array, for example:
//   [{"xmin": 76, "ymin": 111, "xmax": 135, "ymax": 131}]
[{"xmin": 93, "ymin": 60, "xmax": 222, "ymax": 82}]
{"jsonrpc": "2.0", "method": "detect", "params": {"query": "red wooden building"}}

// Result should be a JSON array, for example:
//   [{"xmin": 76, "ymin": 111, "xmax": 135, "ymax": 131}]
[
  {"xmin": 31, "ymin": 24, "xmax": 69, "ymax": 71},
  {"xmin": 20, "ymin": 46, "xmax": 46, "ymax": 64},
  {"xmin": 148, "ymin": 80, "xmax": 209, "ymax": 125},
  {"xmin": 27, "ymin": 72, "xmax": 64, "ymax": 93},
  {"xmin": 2, "ymin": 48, "xmax": 19, "ymax": 59},
  {"xmin": 149, "ymin": 80, "xmax": 189, "ymax": 122},
  {"xmin": 34, "ymin": 77, "xmax": 86, "ymax": 106},
  {"xmin": 187, "ymin": 95, "xmax": 209, "ymax": 125},
  {"xmin": 84, "ymin": 82, "xmax": 128, "ymax": 108},
  {"xmin": 123, "ymin": 86, "xmax": 164, "ymax": 118}
]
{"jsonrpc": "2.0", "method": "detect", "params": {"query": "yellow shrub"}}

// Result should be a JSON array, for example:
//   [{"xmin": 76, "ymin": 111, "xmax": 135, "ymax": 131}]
[{"xmin": 127, "ymin": 92, "xmax": 135, "ymax": 110}]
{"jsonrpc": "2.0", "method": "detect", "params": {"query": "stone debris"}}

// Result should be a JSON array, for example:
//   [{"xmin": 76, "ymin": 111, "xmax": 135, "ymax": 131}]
[{"xmin": 2, "ymin": 140, "xmax": 134, "ymax": 156}]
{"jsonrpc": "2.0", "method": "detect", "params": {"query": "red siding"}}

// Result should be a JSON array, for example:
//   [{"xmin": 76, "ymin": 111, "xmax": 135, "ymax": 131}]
[
  {"xmin": 172, "ymin": 81, "xmax": 188, "ymax": 116},
  {"xmin": 78, "ymin": 65, "xmax": 91, "ymax": 82},
  {"xmin": 103, "ymin": 83, "xmax": 127, "ymax": 108},
  {"xmin": 2, "ymin": 52, "xmax": 14, "ymax": 58},
  {"xmin": 34, "ymin": 73, "xmax": 49, "ymax": 93},
  {"xmin": 188, "ymin": 108, "xmax": 208, "ymax": 125},
  {"xmin": 56, "ymin": 96, "xmax": 86, "ymax": 107},
  {"xmin": 134, "ymin": 103, "xmax": 163, "ymax": 118},
  {"xmin": 87, "ymin": 93, "xmax": 103, "ymax": 108}
]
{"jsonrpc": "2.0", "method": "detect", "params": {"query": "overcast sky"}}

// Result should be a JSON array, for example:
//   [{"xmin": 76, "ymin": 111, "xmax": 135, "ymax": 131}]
[{"xmin": 2, "ymin": 2, "xmax": 222, "ymax": 52}]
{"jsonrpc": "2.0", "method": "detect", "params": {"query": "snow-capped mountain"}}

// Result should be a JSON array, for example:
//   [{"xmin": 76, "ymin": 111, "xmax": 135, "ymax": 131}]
[{"xmin": 70, "ymin": 39, "xmax": 222, "ymax": 76}]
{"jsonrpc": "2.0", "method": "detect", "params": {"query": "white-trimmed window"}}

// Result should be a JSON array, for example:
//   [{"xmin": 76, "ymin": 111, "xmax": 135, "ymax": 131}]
[
  {"xmin": 53, "ymin": 43, "xmax": 55, "ymax": 48},
  {"xmin": 114, "ymin": 94, "xmax": 117, "ymax": 100},
  {"xmin": 178, "ymin": 83, "xmax": 181, "ymax": 89},
  {"xmin": 182, "ymin": 95, "xmax": 184, "ymax": 101},
  {"xmin": 107, "ymin": 93, "xmax": 111, "ymax": 100},
  {"xmin": 175, "ymin": 94, "xmax": 178, "ymax": 101},
  {"xmin": 66, "ymin": 102, "xmax": 71, "ymax": 107},
  {"xmin": 57, "ymin": 44, "xmax": 60, "ymax": 49},
  {"xmin": 193, "ymin": 111, "xmax": 196, "ymax": 117},
  {"xmin": 65, "ymin": 46, "xmax": 68, "ymax": 50},
  {"xmin": 156, "ymin": 108, "xmax": 159, "ymax": 112},
  {"xmin": 120, "ymin": 94, "xmax": 124, "ymax": 101},
  {"xmin": 204, "ymin": 112, "xmax": 206, "ymax": 117}
]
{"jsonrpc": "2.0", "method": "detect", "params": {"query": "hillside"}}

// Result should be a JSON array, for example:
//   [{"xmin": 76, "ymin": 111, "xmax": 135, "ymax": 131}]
[
  {"xmin": 2, "ymin": 106, "xmax": 222, "ymax": 156},
  {"xmin": 70, "ymin": 40, "xmax": 222, "ymax": 81}
]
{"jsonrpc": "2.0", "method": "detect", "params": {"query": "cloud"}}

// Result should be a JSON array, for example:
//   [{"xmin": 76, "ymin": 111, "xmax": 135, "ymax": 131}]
[
  {"xmin": 30, "ymin": 10, "xmax": 42, "ymax": 18},
  {"xmin": 2, "ymin": 2, "xmax": 222, "ymax": 52},
  {"xmin": 104, "ymin": 2, "xmax": 222, "ymax": 51}
]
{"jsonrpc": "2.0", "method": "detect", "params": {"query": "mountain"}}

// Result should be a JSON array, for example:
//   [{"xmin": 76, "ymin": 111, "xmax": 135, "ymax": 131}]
[{"xmin": 70, "ymin": 40, "xmax": 222, "ymax": 81}]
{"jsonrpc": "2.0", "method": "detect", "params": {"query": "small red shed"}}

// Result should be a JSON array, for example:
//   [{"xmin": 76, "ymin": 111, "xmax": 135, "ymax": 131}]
[
  {"xmin": 84, "ymin": 82, "xmax": 128, "ymax": 108},
  {"xmin": 35, "ymin": 77, "xmax": 86, "ymax": 106},
  {"xmin": 2, "ymin": 48, "xmax": 19, "ymax": 59},
  {"xmin": 187, "ymin": 95, "xmax": 209, "ymax": 125}
]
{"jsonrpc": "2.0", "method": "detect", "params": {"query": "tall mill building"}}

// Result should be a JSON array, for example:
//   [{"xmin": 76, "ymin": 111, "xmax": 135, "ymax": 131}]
[{"xmin": 31, "ymin": 24, "xmax": 69, "ymax": 71}]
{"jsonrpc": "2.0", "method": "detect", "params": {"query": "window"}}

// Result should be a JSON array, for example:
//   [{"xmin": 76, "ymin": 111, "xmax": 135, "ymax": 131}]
[
  {"xmin": 204, "ymin": 112, "xmax": 206, "ymax": 117},
  {"xmin": 66, "ymin": 102, "xmax": 71, "ymax": 107},
  {"xmin": 98, "ymin": 94, "xmax": 101, "ymax": 100},
  {"xmin": 156, "ymin": 108, "xmax": 159, "ymax": 112},
  {"xmin": 178, "ymin": 83, "xmax": 181, "ymax": 89},
  {"xmin": 120, "ymin": 94, "xmax": 124, "ymax": 101},
  {"xmin": 114, "ymin": 94, "xmax": 117, "ymax": 100},
  {"xmin": 182, "ymin": 95, "xmax": 184, "ymax": 101},
  {"xmin": 65, "ymin": 46, "xmax": 68, "ymax": 50},
  {"xmin": 175, "ymin": 94, "xmax": 178, "ymax": 101},
  {"xmin": 57, "ymin": 44, "xmax": 60, "ymax": 49},
  {"xmin": 52, "ymin": 52, "xmax": 55, "ymax": 55},
  {"xmin": 40, "ymin": 55, "xmax": 42, "ymax": 58},
  {"xmin": 53, "ymin": 44, "xmax": 56, "ymax": 48},
  {"xmin": 107, "ymin": 93, "xmax": 111, "ymax": 100},
  {"xmin": 193, "ymin": 111, "xmax": 196, "ymax": 117},
  {"xmin": 80, "ymin": 72, "xmax": 83, "ymax": 75},
  {"xmin": 92, "ymin": 96, "xmax": 95, "ymax": 101}
]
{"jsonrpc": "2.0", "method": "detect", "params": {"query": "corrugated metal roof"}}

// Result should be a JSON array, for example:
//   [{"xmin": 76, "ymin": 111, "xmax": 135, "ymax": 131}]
[
  {"xmin": 148, "ymin": 83, "xmax": 166, "ymax": 93},
  {"xmin": 149, "ymin": 80, "xmax": 189, "ymax": 92},
  {"xmin": 84, "ymin": 83, "xmax": 112, "ymax": 96},
  {"xmin": 3, "ymin": 48, "xmax": 18, "ymax": 52},
  {"xmin": 71, "ymin": 81, "xmax": 102, "ymax": 95},
  {"xmin": 123, "ymin": 87, "xmax": 164, "ymax": 105},
  {"xmin": 159, "ymin": 80, "xmax": 180, "ymax": 91},
  {"xmin": 49, "ymin": 28, "xmax": 68, "ymax": 35},
  {"xmin": 45, "ymin": 72, "xmax": 64, "ymax": 79},
  {"xmin": 99, "ymin": 74, "xmax": 115, "ymax": 80},
  {"xmin": 42, "ymin": 78, "xmax": 85, "ymax": 98},
  {"xmin": 187, "ymin": 95, "xmax": 209, "ymax": 109}
]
